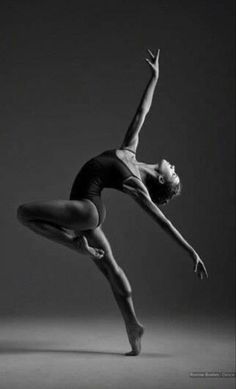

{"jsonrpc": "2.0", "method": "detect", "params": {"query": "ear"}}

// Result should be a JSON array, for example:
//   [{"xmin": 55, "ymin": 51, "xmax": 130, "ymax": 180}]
[{"xmin": 158, "ymin": 175, "xmax": 165, "ymax": 184}]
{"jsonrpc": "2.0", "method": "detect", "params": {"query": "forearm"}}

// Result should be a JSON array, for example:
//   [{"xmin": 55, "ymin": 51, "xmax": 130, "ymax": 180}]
[
  {"xmin": 140, "ymin": 197, "xmax": 195, "ymax": 258},
  {"xmin": 162, "ymin": 220, "xmax": 195, "ymax": 257},
  {"xmin": 138, "ymin": 74, "xmax": 158, "ymax": 114}
]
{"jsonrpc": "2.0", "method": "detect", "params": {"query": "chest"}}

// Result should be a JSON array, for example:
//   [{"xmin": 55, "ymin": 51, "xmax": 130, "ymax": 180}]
[{"xmin": 115, "ymin": 149, "xmax": 141, "ymax": 180}]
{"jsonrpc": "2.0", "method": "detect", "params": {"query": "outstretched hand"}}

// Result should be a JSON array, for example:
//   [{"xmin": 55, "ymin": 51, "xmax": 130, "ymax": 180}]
[
  {"xmin": 145, "ymin": 49, "xmax": 160, "ymax": 77},
  {"xmin": 193, "ymin": 252, "xmax": 208, "ymax": 280}
]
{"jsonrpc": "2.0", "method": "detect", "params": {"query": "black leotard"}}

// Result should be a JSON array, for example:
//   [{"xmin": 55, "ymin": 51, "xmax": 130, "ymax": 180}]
[{"xmin": 69, "ymin": 149, "xmax": 138, "ymax": 226}]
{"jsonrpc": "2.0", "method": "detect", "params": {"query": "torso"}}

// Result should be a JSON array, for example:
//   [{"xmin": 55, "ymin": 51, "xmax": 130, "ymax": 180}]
[
  {"xmin": 70, "ymin": 148, "xmax": 143, "ymax": 202},
  {"xmin": 69, "ymin": 148, "xmax": 144, "ymax": 226},
  {"xmin": 115, "ymin": 149, "xmax": 142, "ymax": 181}
]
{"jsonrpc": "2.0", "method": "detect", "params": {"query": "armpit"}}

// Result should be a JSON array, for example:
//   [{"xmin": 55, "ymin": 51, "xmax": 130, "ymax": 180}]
[{"xmin": 122, "ymin": 176, "xmax": 150, "ymax": 198}]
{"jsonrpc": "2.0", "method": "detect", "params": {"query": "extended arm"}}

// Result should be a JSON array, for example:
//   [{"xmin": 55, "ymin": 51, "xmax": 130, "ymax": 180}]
[
  {"xmin": 123, "ymin": 178, "xmax": 208, "ymax": 279},
  {"xmin": 120, "ymin": 49, "xmax": 160, "ymax": 153}
]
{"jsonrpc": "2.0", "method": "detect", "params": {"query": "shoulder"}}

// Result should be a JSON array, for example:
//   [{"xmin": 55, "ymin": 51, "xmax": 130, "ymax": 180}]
[
  {"xmin": 118, "ymin": 147, "xmax": 136, "ymax": 158},
  {"xmin": 115, "ymin": 148, "xmax": 137, "ymax": 165}
]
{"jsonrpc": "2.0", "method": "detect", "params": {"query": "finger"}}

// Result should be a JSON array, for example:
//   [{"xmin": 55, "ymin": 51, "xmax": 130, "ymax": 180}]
[
  {"xmin": 147, "ymin": 49, "xmax": 155, "ymax": 59},
  {"xmin": 145, "ymin": 58, "xmax": 153, "ymax": 67},
  {"xmin": 202, "ymin": 263, "xmax": 208, "ymax": 278},
  {"xmin": 201, "ymin": 268, "xmax": 208, "ymax": 279},
  {"xmin": 203, "ymin": 266, "xmax": 208, "ymax": 278},
  {"xmin": 198, "ymin": 265, "xmax": 204, "ymax": 279},
  {"xmin": 154, "ymin": 49, "xmax": 160, "ymax": 64},
  {"xmin": 198, "ymin": 272, "xmax": 203, "ymax": 280}
]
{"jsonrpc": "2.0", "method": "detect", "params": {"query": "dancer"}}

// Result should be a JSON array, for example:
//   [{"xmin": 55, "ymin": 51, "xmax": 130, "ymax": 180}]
[{"xmin": 17, "ymin": 49, "xmax": 208, "ymax": 356}]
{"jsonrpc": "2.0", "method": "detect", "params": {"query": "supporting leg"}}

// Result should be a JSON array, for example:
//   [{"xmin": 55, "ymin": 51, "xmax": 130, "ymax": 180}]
[
  {"xmin": 84, "ymin": 227, "xmax": 144, "ymax": 356},
  {"xmin": 109, "ymin": 273, "xmax": 144, "ymax": 356}
]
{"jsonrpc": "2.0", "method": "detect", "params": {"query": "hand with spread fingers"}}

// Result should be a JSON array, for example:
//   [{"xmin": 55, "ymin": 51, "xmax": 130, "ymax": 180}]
[
  {"xmin": 193, "ymin": 252, "xmax": 208, "ymax": 280},
  {"xmin": 145, "ymin": 49, "xmax": 160, "ymax": 78}
]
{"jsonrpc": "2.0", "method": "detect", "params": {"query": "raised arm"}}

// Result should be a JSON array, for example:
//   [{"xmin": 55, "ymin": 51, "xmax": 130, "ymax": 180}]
[
  {"xmin": 120, "ymin": 49, "xmax": 160, "ymax": 153},
  {"xmin": 123, "ymin": 178, "xmax": 208, "ymax": 280}
]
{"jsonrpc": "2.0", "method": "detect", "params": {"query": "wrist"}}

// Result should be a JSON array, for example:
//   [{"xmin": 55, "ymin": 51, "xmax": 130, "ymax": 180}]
[
  {"xmin": 190, "ymin": 249, "xmax": 197, "ymax": 261},
  {"xmin": 152, "ymin": 72, "xmax": 159, "ymax": 80}
]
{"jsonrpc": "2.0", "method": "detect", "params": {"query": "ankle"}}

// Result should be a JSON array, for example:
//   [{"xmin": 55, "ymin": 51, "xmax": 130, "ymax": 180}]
[{"xmin": 125, "ymin": 318, "xmax": 141, "ymax": 328}]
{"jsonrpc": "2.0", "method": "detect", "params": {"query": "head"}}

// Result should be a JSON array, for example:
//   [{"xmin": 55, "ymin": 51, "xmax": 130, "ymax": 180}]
[{"xmin": 146, "ymin": 159, "xmax": 182, "ymax": 205}]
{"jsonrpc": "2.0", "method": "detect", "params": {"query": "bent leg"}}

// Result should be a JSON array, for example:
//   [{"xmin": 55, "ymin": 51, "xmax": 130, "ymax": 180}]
[
  {"xmin": 17, "ymin": 199, "xmax": 99, "ymax": 231},
  {"xmin": 17, "ymin": 200, "xmax": 104, "ymax": 258},
  {"xmin": 84, "ymin": 227, "xmax": 144, "ymax": 356}
]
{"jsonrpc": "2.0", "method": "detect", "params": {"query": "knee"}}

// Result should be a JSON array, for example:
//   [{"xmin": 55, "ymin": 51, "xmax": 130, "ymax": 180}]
[
  {"xmin": 115, "ymin": 266, "xmax": 132, "ymax": 298},
  {"xmin": 103, "ymin": 260, "xmax": 132, "ymax": 298},
  {"xmin": 117, "ymin": 267, "xmax": 132, "ymax": 298}
]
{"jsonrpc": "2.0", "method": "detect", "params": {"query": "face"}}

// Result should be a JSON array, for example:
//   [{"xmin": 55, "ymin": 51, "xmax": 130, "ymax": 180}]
[{"xmin": 158, "ymin": 159, "xmax": 180, "ymax": 185}]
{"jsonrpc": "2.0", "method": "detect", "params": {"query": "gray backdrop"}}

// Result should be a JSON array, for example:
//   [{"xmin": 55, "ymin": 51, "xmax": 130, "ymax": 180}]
[{"xmin": 0, "ymin": 0, "xmax": 235, "ymax": 321}]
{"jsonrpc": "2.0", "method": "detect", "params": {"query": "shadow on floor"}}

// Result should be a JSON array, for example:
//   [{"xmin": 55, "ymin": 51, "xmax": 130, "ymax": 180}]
[{"xmin": 0, "ymin": 340, "xmax": 172, "ymax": 358}]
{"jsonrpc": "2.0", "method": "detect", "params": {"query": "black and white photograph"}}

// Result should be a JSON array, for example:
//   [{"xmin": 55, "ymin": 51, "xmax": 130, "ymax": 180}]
[{"xmin": 0, "ymin": 1, "xmax": 235, "ymax": 388}]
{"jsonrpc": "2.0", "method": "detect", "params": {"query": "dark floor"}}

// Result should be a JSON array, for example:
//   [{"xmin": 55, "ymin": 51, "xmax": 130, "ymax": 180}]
[{"xmin": 0, "ymin": 316, "xmax": 235, "ymax": 389}]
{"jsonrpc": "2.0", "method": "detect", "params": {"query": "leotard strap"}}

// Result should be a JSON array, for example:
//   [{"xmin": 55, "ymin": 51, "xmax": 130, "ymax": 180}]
[{"xmin": 121, "ymin": 147, "xmax": 136, "ymax": 155}]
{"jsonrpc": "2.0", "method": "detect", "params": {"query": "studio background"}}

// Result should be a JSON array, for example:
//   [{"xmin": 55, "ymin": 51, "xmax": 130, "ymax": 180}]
[{"xmin": 0, "ymin": 0, "xmax": 235, "ymax": 323}]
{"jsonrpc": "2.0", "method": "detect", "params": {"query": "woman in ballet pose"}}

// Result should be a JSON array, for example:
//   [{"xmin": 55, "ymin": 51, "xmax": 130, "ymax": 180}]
[{"xmin": 17, "ymin": 49, "xmax": 208, "ymax": 356}]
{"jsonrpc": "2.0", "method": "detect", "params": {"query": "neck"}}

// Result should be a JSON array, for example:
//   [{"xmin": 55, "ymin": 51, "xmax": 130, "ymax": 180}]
[{"xmin": 138, "ymin": 162, "xmax": 158, "ymax": 182}]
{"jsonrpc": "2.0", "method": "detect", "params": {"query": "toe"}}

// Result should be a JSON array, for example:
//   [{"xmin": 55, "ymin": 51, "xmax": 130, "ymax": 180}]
[
  {"xmin": 92, "ymin": 249, "xmax": 104, "ymax": 260},
  {"xmin": 97, "ymin": 249, "xmax": 105, "ymax": 258},
  {"xmin": 125, "ymin": 350, "xmax": 139, "ymax": 356}
]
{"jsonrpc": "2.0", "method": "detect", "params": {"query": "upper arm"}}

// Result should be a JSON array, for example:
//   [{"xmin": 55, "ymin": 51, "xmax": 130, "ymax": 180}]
[{"xmin": 120, "ymin": 108, "xmax": 147, "ymax": 153}]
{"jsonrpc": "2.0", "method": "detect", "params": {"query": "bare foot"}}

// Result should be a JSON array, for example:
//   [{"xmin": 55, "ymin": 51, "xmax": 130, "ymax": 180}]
[
  {"xmin": 74, "ymin": 235, "xmax": 104, "ymax": 259},
  {"xmin": 125, "ymin": 323, "xmax": 144, "ymax": 356}
]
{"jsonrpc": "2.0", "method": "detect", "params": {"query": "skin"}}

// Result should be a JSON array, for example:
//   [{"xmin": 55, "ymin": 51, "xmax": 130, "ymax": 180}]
[
  {"xmin": 158, "ymin": 159, "xmax": 180, "ymax": 185},
  {"xmin": 17, "ymin": 49, "xmax": 208, "ymax": 357}
]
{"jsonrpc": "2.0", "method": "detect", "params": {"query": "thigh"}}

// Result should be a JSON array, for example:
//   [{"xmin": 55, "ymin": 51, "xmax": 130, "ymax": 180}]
[{"xmin": 18, "ymin": 199, "xmax": 99, "ymax": 231}]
